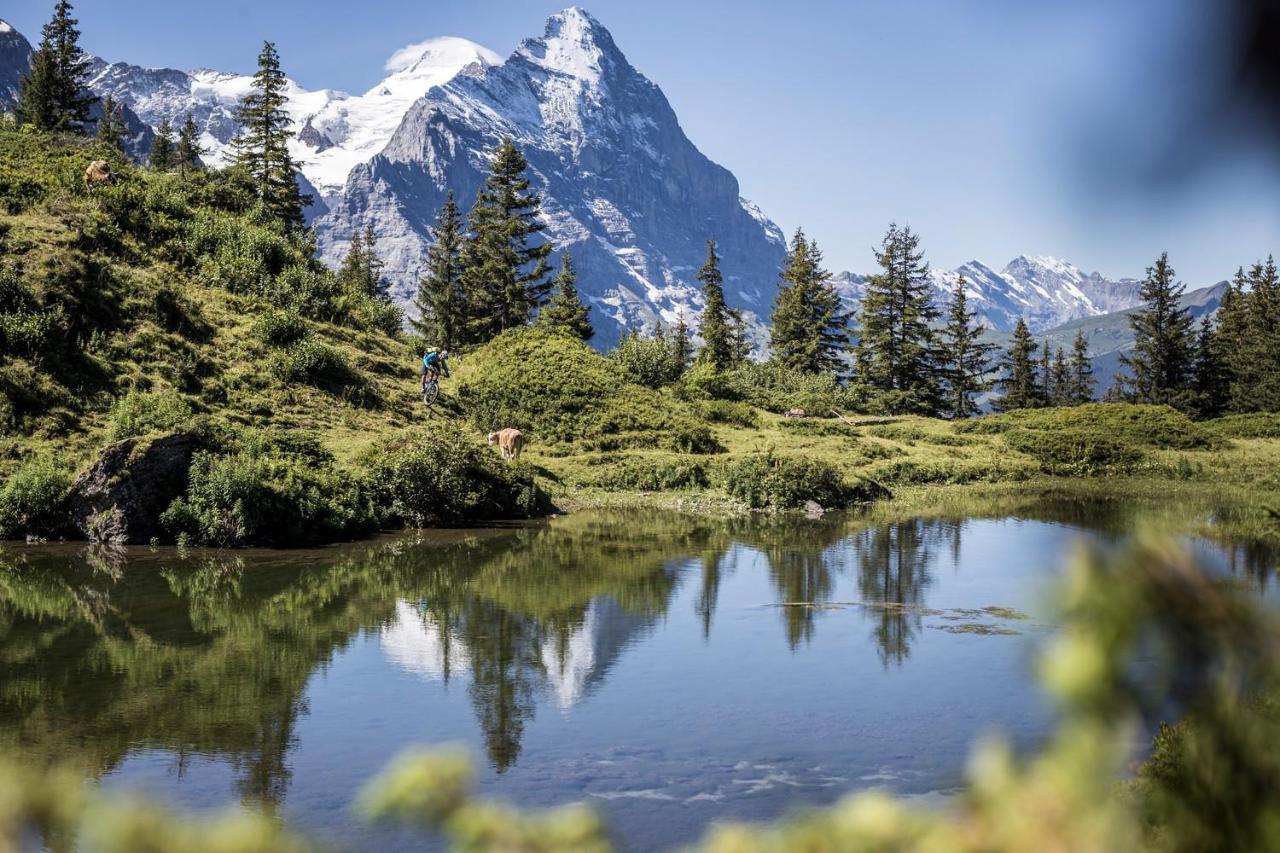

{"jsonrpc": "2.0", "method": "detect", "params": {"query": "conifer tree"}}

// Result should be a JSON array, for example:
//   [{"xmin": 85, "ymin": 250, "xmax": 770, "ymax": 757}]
[
  {"xmin": 95, "ymin": 95, "xmax": 125, "ymax": 153},
  {"xmin": 729, "ymin": 308, "xmax": 751, "ymax": 365},
  {"xmin": 412, "ymin": 192, "xmax": 468, "ymax": 350},
  {"xmin": 461, "ymin": 138, "xmax": 552, "ymax": 341},
  {"xmin": 1243, "ymin": 256, "xmax": 1280, "ymax": 412},
  {"xmin": 16, "ymin": 1, "xmax": 96, "ymax": 132},
  {"xmin": 1039, "ymin": 340, "xmax": 1054, "ymax": 406},
  {"xmin": 337, "ymin": 228, "xmax": 368, "ymax": 293},
  {"xmin": 1051, "ymin": 347, "xmax": 1071, "ymax": 407},
  {"xmin": 149, "ymin": 118, "xmax": 175, "ymax": 170},
  {"xmin": 768, "ymin": 228, "xmax": 850, "ymax": 373},
  {"xmin": 937, "ymin": 276, "xmax": 997, "ymax": 419},
  {"xmin": 337, "ymin": 225, "xmax": 387, "ymax": 298},
  {"xmin": 1117, "ymin": 253, "xmax": 1196, "ymax": 410},
  {"xmin": 995, "ymin": 318, "xmax": 1040, "ymax": 411},
  {"xmin": 539, "ymin": 252, "xmax": 594, "ymax": 341},
  {"xmin": 232, "ymin": 41, "xmax": 309, "ymax": 229},
  {"xmin": 854, "ymin": 223, "xmax": 941, "ymax": 414},
  {"xmin": 672, "ymin": 311, "xmax": 693, "ymax": 374},
  {"xmin": 1191, "ymin": 316, "xmax": 1228, "ymax": 419},
  {"xmin": 696, "ymin": 240, "xmax": 734, "ymax": 370},
  {"xmin": 175, "ymin": 113, "xmax": 205, "ymax": 176},
  {"xmin": 1068, "ymin": 331, "xmax": 1094, "ymax": 405},
  {"xmin": 1215, "ymin": 268, "xmax": 1251, "ymax": 411}
]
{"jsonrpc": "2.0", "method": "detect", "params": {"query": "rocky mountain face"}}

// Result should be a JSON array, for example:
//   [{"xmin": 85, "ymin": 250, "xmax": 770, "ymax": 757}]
[
  {"xmin": 832, "ymin": 255, "xmax": 1146, "ymax": 334},
  {"xmin": 314, "ymin": 8, "xmax": 787, "ymax": 347},
  {"xmin": 0, "ymin": 19, "xmax": 32, "ymax": 107}
]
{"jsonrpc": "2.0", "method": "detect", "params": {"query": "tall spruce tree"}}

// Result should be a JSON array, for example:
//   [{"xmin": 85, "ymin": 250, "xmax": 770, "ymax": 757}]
[
  {"xmin": 461, "ymin": 138, "xmax": 552, "ymax": 341},
  {"xmin": 1051, "ymin": 347, "xmax": 1071, "ymax": 407},
  {"xmin": 1039, "ymin": 340, "xmax": 1054, "ymax": 406},
  {"xmin": 729, "ymin": 308, "xmax": 751, "ymax": 365},
  {"xmin": 96, "ymin": 96, "xmax": 125, "ymax": 153},
  {"xmin": 1191, "ymin": 316, "xmax": 1228, "ymax": 419},
  {"xmin": 232, "ymin": 41, "xmax": 309, "ymax": 229},
  {"xmin": 1243, "ymin": 256, "xmax": 1280, "ymax": 411},
  {"xmin": 854, "ymin": 223, "xmax": 941, "ymax": 414},
  {"xmin": 149, "ymin": 119, "xmax": 175, "ymax": 170},
  {"xmin": 672, "ymin": 311, "xmax": 693, "ymax": 374},
  {"xmin": 16, "ymin": 1, "xmax": 96, "ymax": 132},
  {"xmin": 1117, "ymin": 253, "xmax": 1196, "ymax": 410},
  {"xmin": 995, "ymin": 318, "xmax": 1040, "ymax": 411},
  {"xmin": 1068, "ymin": 331, "xmax": 1094, "ymax": 405},
  {"xmin": 175, "ymin": 114, "xmax": 205, "ymax": 176},
  {"xmin": 768, "ymin": 228, "xmax": 850, "ymax": 373},
  {"xmin": 337, "ymin": 225, "xmax": 387, "ymax": 298},
  {"xmin": 539, "ymin": 252, "xmax": 594, "ymax": 341},
  {"xmin": 412, "ymin": 192, "xmax": 469, "ymax": 350},
  {"xmin": 938, "ymin": 276, "xmax": 997, "ymax": 419},
  {"xmin": 696, "ymin": 240, "xmax": 734, "ymax": 369},
  {"xmin": 1216, "ymin": 267, "xmax": 1251, "ymax": 411}
]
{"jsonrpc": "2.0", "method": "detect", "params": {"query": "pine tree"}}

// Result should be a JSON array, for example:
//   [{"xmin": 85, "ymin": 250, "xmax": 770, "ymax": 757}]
[
  {"xmin": 995, "ymin": 318, "xmax": 1040, "ymax": 411},
  {"xmin": 854, "ymin": 223, "xmax": 941, "ymax": 414},
  {"xmin": 1216, "ymin": 267, "xmax": 1251, "ymax": 411},
  {"xmin": 1068, "ymin": 331, "xmax": 1094, "ymax": 404},
  {"xmin": 696, "ymin": 240, "xmax": 734, "ymax": 370},
  {"xmin": 175, "ymin": 113, "xmax": 205, "ymax": 176},
  {"xmin": 461, "ymin": 138, "xmax": 552, "ymax": 341},
  {"xmin": 1051, "ymin": 348, "xmax": 1071, "ymax": 407},
  {"xmin": 937, "ymin": 276, "xmax": 997, "ymax": 419},
  {"xmin": 729, "ymin": 308, "xmax": 751, "ymax": 365},
  {"xmin": 768, "ymin": 228, "xmax": 850, "ymax": 373},
  {"xmin": 1243, "ymin": 256, "xmax": 1280, "ymax": 412},
  {"xmin": 362, "ymin": 224, "xmax": 386, "ymax": 298},
  {"xmin": 672, "ymin": 311, "xmax": 693, "ymax": 374},
  {"xmin": 337, "ymin": 228, "xmax": 368, "ymax": 292},
  {"xmin": 1191, "ymin": 316, "xmax": 1228, "ymax": 419},
  {"xmin": 149, "ymin": 118, "xmax": 175, "ymax": 170},
  {"xmin": 95, "ymin": 95, "xmax": 125, "ymax": 153},
  {"xmin": 1039, "ymin": 340, "xmax": 1054, "ymax": 406},
  {"xmin": 16, "ymin": 0, "xmax": 96, "ymax": 132},
  {"xmin": 232, "ymin": 41, "xmax": 309, "ymax": 229},
  {"xmin": 1116, "ymin": 253, "xmax": 1196, "ymax": 410},
  {"xmin": 539, "ymin": 251, "xmax": 594, "ymax": 341},
  {"xmin": 412, "ymin": 192, "xmax": 469, "ymax": 350}
]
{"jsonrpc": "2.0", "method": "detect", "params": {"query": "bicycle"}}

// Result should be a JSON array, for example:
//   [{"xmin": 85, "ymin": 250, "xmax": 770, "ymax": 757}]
[{"xmin": 421, "ymin": 370, "xmax": 441, "ymax": 406}]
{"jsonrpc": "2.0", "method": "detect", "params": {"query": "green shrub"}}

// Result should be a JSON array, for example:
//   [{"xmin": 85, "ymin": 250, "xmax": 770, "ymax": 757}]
[
  {"xmin": 270, "ymin": 338, "xmax": 350, "ymax": 385},
  {"xmin": 588, "ymin": 457, "xmax": 710, "ymax": 491},
  {"xmin": 1207, "ymin": 413, "xmax": 1280, "ymax": 439},
  {"xmin": 961, "ymin": 404, "xmax": 1217, "ymax": 450},
  {"xmin": 161, "ymin": 448, "xmax": 372, "ymax": 547},
  {"xmin": 610, "ymin": 331, "xmax": 685, "ymax": 388},
  {"xmin": 253, "ymin": 309, "xmax": 310, "ymax": 347},
  {"xmin": 722, "ymin": 361, "xmax": 870, "ymax": 414},
  {"xmin": 667, "ymin": 424, "xmax": 725, "ymax": 454},
  {"xmin": 866, "ymin": 457, "xmax": 1037, "ymax": 485},
  {"xmin": 455, "ymin": 327, "xmax": 708, "ymax": 447},
  {"xmin": 1004, "ymin": 427, "xmax": 1144, "ymax": 476},
  {"xmin": 0, "ymin": 307, "xmax": 65, "ymax": 361},
  {"xmin": 675, "ymin": 360, "xmax": 741, "ymax": 401},
  {"xmin": 0, "ymin": 457, "xmax": 71, "ymax": 539},
  {"xmin": 695, "ymin": 399, "xmax": 758, "ymax": 428},
  {"xmin": 366, "ymin": 426, "xmax": 551, "ymax": 526},
  {"xmin": 714, "ymin": 451, "xmax": 872, "ymax": 510},
  {"xmin": 108, "ymin": 390, "xmax": 195, "ymax": 440}
]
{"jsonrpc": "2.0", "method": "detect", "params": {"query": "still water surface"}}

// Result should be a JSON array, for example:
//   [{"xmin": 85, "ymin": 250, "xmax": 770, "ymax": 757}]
[{"xmin": 0, "ymin": 504, "xmax": 1274, "ymax": 850}]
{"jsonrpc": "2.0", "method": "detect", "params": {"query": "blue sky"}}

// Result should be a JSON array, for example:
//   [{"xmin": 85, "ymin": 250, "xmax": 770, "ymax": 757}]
[{"xmin": 6, "ymin": 0, "xmax": 1278, "ymax": 285}]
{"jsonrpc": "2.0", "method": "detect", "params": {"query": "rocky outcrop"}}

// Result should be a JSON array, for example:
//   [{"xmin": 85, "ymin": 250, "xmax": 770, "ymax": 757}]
[{"xmin": 68, "ymin": 433, "xmax": 195, "ymax": 544}]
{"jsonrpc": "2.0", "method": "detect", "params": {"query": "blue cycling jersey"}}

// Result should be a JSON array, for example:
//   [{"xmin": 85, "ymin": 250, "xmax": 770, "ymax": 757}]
[{"xmin": 422, "ymin": 351, "xmax": 450, "ymax": 377}]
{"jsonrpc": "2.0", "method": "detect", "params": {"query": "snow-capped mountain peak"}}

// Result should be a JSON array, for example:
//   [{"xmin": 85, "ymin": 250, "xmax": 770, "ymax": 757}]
[{"xmin": 517, "ymin": 7, "xmax": 615, "ymax": 82}]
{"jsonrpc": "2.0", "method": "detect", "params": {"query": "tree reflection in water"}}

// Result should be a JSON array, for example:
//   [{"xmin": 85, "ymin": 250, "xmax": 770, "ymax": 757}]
[{"xmin": 0, "ymin": 508, "xmax": 1272, "ymax": 806}]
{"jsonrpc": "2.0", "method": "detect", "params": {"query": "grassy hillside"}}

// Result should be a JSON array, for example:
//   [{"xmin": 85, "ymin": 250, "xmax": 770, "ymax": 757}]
[{"xmin": 3, "ymin": 128, "xmax": 1279, "ymax": 547}]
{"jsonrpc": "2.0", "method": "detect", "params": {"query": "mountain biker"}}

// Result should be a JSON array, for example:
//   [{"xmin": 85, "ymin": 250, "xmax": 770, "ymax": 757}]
[{"xmin": 421, "ymin": 348, "xmax": 450, "ymax": 390}]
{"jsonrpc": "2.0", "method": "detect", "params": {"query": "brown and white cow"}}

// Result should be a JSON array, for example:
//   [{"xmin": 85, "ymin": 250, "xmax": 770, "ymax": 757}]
[
  {"xmin": 488, "ymin": 428, "xmax": 526, "ymax": 461},
  {"xmin": 83, "ymin": 160, "xmax": 114, "ymax": 191}
]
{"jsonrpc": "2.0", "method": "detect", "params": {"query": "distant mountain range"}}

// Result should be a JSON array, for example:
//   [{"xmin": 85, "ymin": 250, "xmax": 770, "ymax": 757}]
[{"xmin": 0, "ymin": 9, "xmax": 1229, "ymax": 365}]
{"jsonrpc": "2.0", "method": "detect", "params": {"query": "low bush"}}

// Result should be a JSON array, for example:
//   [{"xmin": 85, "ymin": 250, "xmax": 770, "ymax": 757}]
[
  {"xmin": 0, "ymin": 457, "xmax": 71, "ymax": 539},
  {"xmin": 695, "ymin": 399, "xmax": 758, "ymax": 428},
  {"xmin": 721, "ymin": 361, "xmax": 870, "ymax": 415},
  {"xmin": 588, "ymin": 456, "xmax": 710, "ymax": 491},
  {"xmin": 961, "ymin": 404, "xmax": 1217, "ymax": 450},
  {"xmin": 714, "ymin": 451, "xmax": 874, "ymax": 510},
  {"xmin": 610, "ymin": 331, "xmax": 686, "ymax": 389},
  {"xmin": 366, "ymin": 426, "xmax": 551, "ymax": 526},
  {"xmin": 866, "ymin": 457, "xmax": 1037, "ymax": 485},
  {"xmin": 108, "ymin": 390, "xmax": 195, "ymax": 440},
  {"xmin": 667, "ymin": 424, "xmax": 725, "ymax": 454},
  {"xmin": 161, "ymin": 448, "xmax": 372, "ymax": 547},
  {"xmin": 270, "ymin": 338, "xmax": 350, "ymax": 385},
  {"xmin": 1207, "ymin": 413, "xmax": 1280, "ymax": 439},
  {"xmin": 252, "ymin": 309, "xmax": 310, "ymax": 347},
  {"xmin": 1004, "ymin": 427, "xmax": 1144, "ymax": 476}
]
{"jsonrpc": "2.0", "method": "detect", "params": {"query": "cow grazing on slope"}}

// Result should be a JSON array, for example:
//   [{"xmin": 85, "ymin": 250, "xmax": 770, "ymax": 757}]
[
  {"xmin": 488, "ymin": 428, "xmax": 526, "ymax": 461},
  {"xmin": 83, "ymin": 160, "xmax": 114, "ymax": 191}
]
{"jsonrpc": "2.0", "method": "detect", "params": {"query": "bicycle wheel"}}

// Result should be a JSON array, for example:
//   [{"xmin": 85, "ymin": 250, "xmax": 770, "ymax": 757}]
[{"xmin": 421, "ymin": 380, "xmax": 439, "ymax": 406}]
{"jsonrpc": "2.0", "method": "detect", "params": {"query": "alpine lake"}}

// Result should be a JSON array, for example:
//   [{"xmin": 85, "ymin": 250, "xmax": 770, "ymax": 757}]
[{"xmin": 1, "ymin": 500, "xmax": 1275, "ymax": 850}]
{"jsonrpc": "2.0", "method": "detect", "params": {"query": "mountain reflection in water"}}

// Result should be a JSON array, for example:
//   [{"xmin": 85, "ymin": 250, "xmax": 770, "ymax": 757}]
[{"xmin": 0, "ymin": 506, "xmax": 1274, "ymax": 848}]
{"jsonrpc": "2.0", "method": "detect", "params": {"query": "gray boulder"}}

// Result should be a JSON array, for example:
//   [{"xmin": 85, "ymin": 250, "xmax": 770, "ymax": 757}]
[{"xmin": 69, "ymin": 433, "xmax": 195, "ymax": 544}]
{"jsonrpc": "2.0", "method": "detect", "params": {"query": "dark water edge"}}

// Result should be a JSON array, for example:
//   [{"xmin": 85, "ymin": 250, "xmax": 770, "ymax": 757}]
[{"xmin": 0, "ymin": 503, "xmax": 1275, "ymax": 851}]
